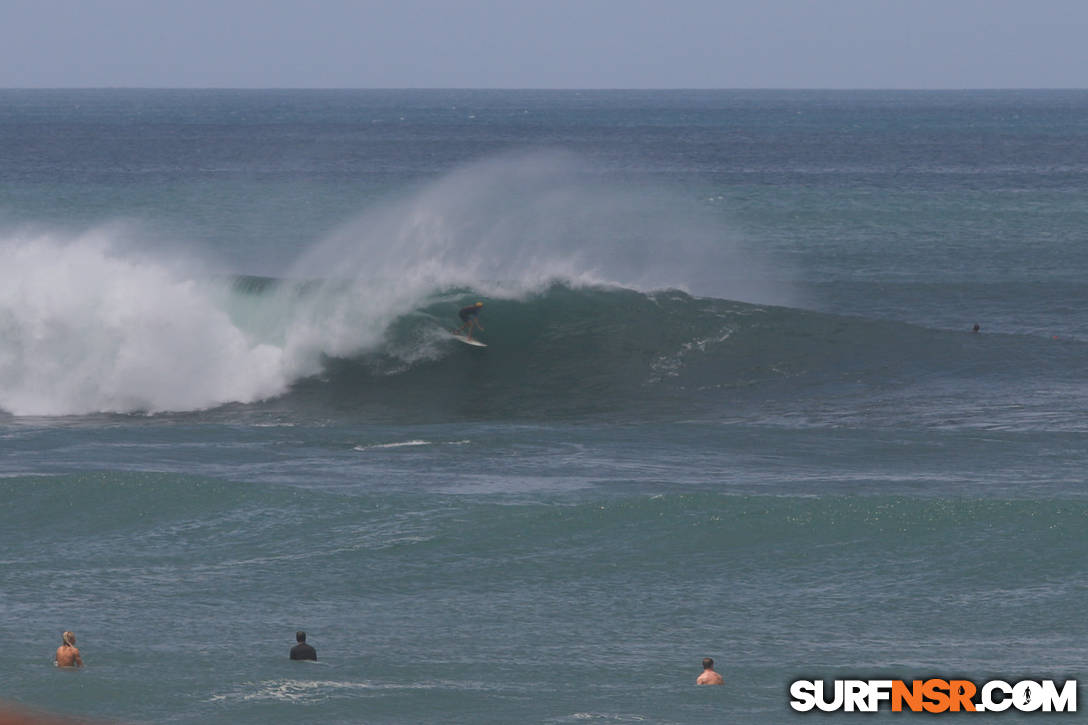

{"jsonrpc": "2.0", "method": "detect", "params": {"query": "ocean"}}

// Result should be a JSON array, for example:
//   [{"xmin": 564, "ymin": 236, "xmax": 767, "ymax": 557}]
[{"xmin": 0, "ymin": 89, "xmax": 1085, "ymax": 723}]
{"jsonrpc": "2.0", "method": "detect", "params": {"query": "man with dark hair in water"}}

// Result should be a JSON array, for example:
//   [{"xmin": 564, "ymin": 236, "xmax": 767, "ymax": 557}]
[
  {"xmin": 54, "ymin": 631, "xmax": 82, "ymax": 668},
  {"xmin": 696, "ymin": 657, "xmax": 723, "ymax": 685},
  {"xmin": 290, "ymin": 631, "xmax": 317, "ymax": 661},
  {"xmin": 454, "ymin": 301, "xmax": 485, "ymax": 341}
]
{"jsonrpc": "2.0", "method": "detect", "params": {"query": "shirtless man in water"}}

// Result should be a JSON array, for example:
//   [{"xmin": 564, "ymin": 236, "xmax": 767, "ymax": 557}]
[
  {"xmin": 696, "ymin": 657, "xmax": 723, "ymax": 685},
  {"xmin": 54, "ymin": 631, "xmax": 82, "ymax": 668}
]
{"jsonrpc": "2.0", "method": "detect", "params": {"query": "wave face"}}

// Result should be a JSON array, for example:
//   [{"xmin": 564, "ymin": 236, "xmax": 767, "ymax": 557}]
[{"xmin": 287, "ymin": 283, "xmax": 1087, "ymax": 428}]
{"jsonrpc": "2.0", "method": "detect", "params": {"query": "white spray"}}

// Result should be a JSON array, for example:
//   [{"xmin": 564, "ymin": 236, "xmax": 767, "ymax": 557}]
[
  {"xmin": 0, "ymin": 152, "xmax": 790, "ymax": 416},
  {"xmin": 0, "ymin": 229, "xmax": 289, "ymax": 415}
]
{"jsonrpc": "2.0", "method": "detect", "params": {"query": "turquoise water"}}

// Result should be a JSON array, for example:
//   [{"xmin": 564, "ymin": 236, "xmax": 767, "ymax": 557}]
[{"xmin": 1, "ymin": 90, "xmax": 1085, "ymax": 722}]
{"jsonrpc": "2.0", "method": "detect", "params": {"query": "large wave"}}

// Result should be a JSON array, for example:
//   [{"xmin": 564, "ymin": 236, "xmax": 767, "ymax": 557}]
[
  {"xmin": 1, "ymin": 232, "xmax": 1082, "ymax": 427},
  {"xmin": 0, "ymin": 153, "xmax": 791, "ymax": 417},
  {"xmin": 18, "ymin": 152, "xmax": 1075, "ymax": 425}
]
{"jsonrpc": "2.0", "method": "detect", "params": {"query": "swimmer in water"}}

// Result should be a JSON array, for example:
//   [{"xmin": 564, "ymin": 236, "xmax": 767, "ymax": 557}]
[
  {"xmin": 54, "ymin": 631, "xmax": 82, "ymax": 668},
  {"xmin": 290, "ymin": 631, "xmax": 317, "ymax": 661},
  {"xmin": 696, "ymin": 657, "xmax": 723, "ymax": 685}
]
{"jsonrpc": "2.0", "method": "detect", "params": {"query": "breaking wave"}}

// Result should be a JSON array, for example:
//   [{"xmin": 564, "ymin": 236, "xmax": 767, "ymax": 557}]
[{"xmin": 0, "ymin": 152, "xmax": 791, "ymax": 416}]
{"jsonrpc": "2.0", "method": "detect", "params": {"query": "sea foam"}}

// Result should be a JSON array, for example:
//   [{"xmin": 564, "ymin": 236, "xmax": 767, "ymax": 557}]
[{"xmin": 0, "ymin": 229, "xmax": 291, "ymax": 415}]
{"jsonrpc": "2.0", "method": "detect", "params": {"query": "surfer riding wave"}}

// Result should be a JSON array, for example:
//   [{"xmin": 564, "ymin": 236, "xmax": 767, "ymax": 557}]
[{"xmin": 454, "ymin": 302, "xmax": 485, "ymax": 341}]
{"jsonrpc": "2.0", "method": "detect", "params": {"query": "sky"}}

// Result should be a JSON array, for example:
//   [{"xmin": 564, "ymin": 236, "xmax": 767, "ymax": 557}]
[{"xmin": 1, "ymin": 0, "xmax": 1086, "ymax": 89}]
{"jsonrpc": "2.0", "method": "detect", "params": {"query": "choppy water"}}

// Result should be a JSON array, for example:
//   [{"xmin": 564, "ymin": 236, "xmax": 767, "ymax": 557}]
[{"xmin": 1, "ymin": 90, "xmax": 1085, "ymax": 723}]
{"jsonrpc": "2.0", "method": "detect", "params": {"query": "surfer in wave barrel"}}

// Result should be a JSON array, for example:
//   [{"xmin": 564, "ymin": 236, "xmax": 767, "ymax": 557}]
[{"xmin": 454, "ymin": 301, "xmax": 485, "ymax": 341}]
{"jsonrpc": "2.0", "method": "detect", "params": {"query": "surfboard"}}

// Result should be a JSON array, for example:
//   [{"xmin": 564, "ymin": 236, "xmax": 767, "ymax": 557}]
[{"xmin": 451, "ymin": 333, "xmax": 487, "ymax": 348}]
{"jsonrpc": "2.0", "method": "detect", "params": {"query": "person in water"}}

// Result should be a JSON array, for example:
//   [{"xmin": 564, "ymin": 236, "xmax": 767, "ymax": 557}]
[
  {"xmin": 54, "ymin": 631, "xmax": 82, "ymax": 668},
  {"xmin": 454, "ymin": 301, "xmax": 485, "ymax": 341},
  {"xmin": 290, "ymin": 631, "xmax": 317, "ymax": 661},
  {"xmin": 696, "ymin": 657, "xmax": 723, "ymax": 685}
]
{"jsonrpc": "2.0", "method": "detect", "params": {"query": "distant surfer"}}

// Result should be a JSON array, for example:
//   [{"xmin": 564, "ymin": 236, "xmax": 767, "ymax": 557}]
[
  {"xmin": 54, "ymin": 631, "xmax": 82, "ymax": 668},
  {"xmin": 696, "ymin": 657, "xmax": 723, "ymax": 685},
  {"xmin": 972, "ymin": 323, "xmax": 980, "ymax": 333},
  {"xmin": 290, "ymin": 631, "xmax": 317, "ymax": 661},
  {"xmin": 454, "ymin": 302, "xmax": 485, "ymax": 341}
]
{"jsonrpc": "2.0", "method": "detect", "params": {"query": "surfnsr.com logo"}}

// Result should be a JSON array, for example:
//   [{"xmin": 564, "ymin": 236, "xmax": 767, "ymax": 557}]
[{"xmin": 790, "ymin": 679, "xmax": 1077, "ymax": 713}]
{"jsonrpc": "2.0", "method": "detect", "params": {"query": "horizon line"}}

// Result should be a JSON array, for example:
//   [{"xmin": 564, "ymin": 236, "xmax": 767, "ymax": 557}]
[{"xmin": 1, "ymin": 86, "xmax": 1086, "ymax": 92}]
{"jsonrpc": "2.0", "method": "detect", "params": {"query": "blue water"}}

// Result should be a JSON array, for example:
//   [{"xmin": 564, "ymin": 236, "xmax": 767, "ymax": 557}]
[{"xmin": 1, "ymin": 90, "xmax": 1085, "ymax": 723}]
